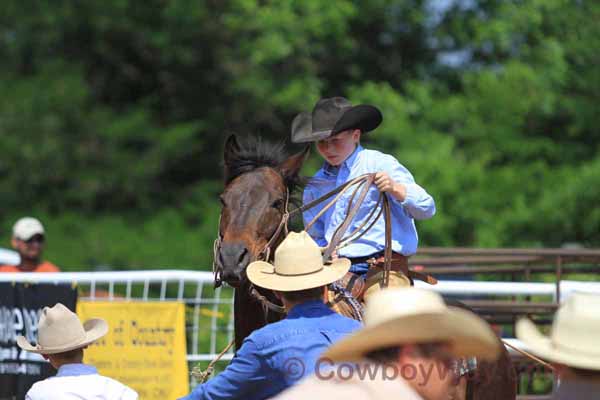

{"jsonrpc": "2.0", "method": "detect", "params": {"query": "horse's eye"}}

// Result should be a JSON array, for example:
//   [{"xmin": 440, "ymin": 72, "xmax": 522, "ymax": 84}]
[{"xmin": 271, "ymin": 199, "xmax": 284, "ymax": 209}]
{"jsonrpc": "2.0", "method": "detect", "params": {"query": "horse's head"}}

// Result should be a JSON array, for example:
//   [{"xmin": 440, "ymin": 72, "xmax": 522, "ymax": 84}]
[{"xmin": 216, "ymin": 135, "xmax": 309, "ymax": 287}]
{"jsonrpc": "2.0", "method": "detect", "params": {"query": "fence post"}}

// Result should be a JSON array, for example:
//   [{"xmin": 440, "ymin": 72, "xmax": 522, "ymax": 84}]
[{"xmin": 555, "ymin": 256, "xmax": 562, "ymax": 303}]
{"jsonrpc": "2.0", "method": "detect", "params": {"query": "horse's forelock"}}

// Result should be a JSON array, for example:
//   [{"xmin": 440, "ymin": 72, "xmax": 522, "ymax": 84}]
[
  {"xmin": 224, "ymin": 136, "xmax": 287, "ymax": 184},
  {"xmin": 223, "ymin": 136, "xmax": 305, "ymax": 193}
]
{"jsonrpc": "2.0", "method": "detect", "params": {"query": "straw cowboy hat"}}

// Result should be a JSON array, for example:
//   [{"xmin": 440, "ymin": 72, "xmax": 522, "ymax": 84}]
[
  {"xmin": 17, "ymin": 303, "xmax": 108, "ymax": 355},
  {"xmin": 517, "ymin": 292, "xmax": 600, "ymax": 371},
  {"xmin": 291, "ymin": 97, "xmax": 382, "ymax": 143},
  {"xmin": 247, "ymin": 231, "xmax": 351, "ymax": 291},
  {"xmin": 324, "ymin": 288, "xmax": 501, "ymax": 362}
]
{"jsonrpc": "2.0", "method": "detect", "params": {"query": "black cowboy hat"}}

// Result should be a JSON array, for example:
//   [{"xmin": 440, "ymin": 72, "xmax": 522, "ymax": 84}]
[{"xmin": 291, "ymin": 97, "xmax": 382, "ymax": 143}]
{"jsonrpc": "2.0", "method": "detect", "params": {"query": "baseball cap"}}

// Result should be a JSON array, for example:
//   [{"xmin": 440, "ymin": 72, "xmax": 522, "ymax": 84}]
[{"xmin": 13, "ymin": 217, "xmax": 45, "ymax": 241}]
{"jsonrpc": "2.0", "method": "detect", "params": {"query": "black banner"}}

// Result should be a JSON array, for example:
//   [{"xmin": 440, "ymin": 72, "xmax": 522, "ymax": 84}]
[{"xmin": 0, "ymin": 283, "xmax": 77, "ymax": 400}]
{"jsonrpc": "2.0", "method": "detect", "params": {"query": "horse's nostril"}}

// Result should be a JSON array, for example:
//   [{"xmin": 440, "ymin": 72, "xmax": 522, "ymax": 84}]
[
  {"xmin": 219, "ymin": 242, "xmax": 251, "ymax": 277},
  {"xmin": 219, "ymin": 251, "xmax": 226, "ymax": 268},
  {"xmin": 238, "ymin": 247, "xmax": 248, "ymax": 265}
]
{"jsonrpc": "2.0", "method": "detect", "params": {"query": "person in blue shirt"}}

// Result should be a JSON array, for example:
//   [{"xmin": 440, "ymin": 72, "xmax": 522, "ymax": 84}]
[
  {"xmin": 291, "ymin": 97, "xmax": 436, "ymax": 292},
  {"xmin": 179, "ymin": 231, "xmax": 361, "ymax": 400}
]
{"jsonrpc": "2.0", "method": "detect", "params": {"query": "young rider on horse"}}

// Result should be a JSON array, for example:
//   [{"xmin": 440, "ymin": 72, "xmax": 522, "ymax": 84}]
[{"xmin": 292, "ymin": 97, "xmax": 436, "ymax": 293}]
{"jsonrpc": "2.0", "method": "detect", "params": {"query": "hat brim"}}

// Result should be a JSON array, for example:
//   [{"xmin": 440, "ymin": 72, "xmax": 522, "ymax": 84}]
[
  {"xmin": 324, "ymin": 307, "xmax": 501, "ymax": 362},
  {"xmin": 291, "ymin": 104, "xmax": 382, "ymax": 144},
  {"xmin": 331, "ymin": 105, "xmax": 382, "ymax": 136},
  {"xmin": 17, "ymin": 318, "xmax": 108, "ymax": 355},
  {"xmin": 516, "ymin": 318, "xmax": 600, "ymax": 370},
  {"xmin": 247, "ymin": 258, "xmax": 351, "ymax": 291},
  {"xmin": 16, "ymin": 231, "xmax": 45, "ymax": 241}
]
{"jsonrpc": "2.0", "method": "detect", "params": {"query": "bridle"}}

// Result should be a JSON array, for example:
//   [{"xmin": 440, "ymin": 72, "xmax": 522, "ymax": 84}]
[
  {"xmin": 212, "ymin": 187, "xmax": 291, "ymax": 290},
  {"xmin": 212, "ymin": 185, "xmax": 292, "ymax": 314},
  {"xmin": 256, "ymin": 187, "xmax": 291, "ymax": 263},
  {"xmin": 213, "ymin": 173, "xmax": 393, "ymax": 314}
]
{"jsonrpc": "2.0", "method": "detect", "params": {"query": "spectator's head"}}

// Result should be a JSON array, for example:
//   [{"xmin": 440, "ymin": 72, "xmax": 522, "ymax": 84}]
[
  {"xmin": 517, "ymin": 292, "xmax": 600, "ymax": 380},
  {"xmin": 246, "ymin": 231, "xmax": 351, "ymax": 309},
  {"xmin": 17, "ymin": 303, "xmax": 108, "ymax": 369},
  {"xmin": 11, "ymin": 217, "xmax": 45, "ymax": 262},
  {"xmin": 323, "ymin": 288, "xmax": 501, "ymax": 400}
]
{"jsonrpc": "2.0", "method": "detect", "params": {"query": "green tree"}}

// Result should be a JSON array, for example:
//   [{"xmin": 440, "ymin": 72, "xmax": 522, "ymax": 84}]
[{"xmin": 0, "ymin": 0, "xmax": 598, "ymax": 269}]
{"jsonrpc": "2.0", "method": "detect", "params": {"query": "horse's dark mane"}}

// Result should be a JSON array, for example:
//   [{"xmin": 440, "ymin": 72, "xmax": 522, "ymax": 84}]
[{"xmin": 224, "ymin": 135, "xmax": 304, "ymax": 193}]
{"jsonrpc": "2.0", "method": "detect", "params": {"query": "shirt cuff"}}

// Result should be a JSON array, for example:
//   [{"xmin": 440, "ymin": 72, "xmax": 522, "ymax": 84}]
[{"xmin": 399, "ymin": 183, "xmax": 418, "ymax": 208}]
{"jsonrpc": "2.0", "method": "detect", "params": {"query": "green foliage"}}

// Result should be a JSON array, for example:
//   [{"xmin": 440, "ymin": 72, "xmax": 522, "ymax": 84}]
[
  {"xmin": 1, "ymin": 0, "xmax": 599, "ymax": 269},
  {"xmin": 1, "ymin": 181, "xmax": 221, "ymax": 270}
]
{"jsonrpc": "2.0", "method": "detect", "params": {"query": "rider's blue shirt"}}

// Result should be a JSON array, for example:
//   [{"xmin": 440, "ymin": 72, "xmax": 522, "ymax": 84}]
[
  {"xmin": 303, "ymin": 145, "xmax": 435, "ymax": 273},
  {"xmin": 179, "ymin": 300, "xmax": 361, "ymax": 400}
]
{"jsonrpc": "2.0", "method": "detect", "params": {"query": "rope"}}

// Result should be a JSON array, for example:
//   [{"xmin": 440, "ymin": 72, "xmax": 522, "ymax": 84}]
[
  {"xmin": 250, "ymin": 284, "xmax": 286, "ymax": 314},
  {"xmin": 336, "ymin": 192, "xmax": 384, "ymax": 250},
  {"xmin": 294, "ymin": 174, "xmax": 390, "ymax": 265},
  {"xmin": 501, "ymin": 339, "xmax": 555, "ymax": 371},
  {"xmin": 212, "ymin": 236, "xmax": 223, "ymax": 288},
  {"xmin": 322, "ymin": 175, "xmax": 377, "ymax": 263},
  {"xmin": 191, "ymin": 339, "xmax": 236, "ymax": 383},
  {"xmin": 328, "ymin": 281, "xmax": 364, "ymax": 322}
]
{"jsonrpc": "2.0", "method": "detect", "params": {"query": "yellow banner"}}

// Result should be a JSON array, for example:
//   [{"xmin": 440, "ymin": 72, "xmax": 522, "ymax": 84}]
[{"xmin": 77, "ymin": 301, "xmax": 189, "ymax": 399}]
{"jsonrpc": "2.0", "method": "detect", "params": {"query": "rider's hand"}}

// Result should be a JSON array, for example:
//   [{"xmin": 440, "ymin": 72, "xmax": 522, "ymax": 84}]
[
  {"xmin": 374, "ymin": 171, "xmax": 407, "ymax": 201},
  {"xmin": 319, "ymin": 247, "xmax": 338, "ymax": 261},
  {"xmin": 330, "ymin": 250, "xmax": 338, "ymax": 261}
]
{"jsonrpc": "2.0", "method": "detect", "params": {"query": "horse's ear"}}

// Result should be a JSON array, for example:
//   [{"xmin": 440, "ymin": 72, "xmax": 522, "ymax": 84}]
[
  {"xmin": 279, "ymin": 145, "xmax": 310, "ymax": 179},
  {"xmin": 224, "ymin": 134, "xmax": 240, "ymax": 167}
]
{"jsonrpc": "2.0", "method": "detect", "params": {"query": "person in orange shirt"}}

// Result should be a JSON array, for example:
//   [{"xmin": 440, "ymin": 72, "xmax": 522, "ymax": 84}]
[{"xmin": 0, "ymin": 217, "xmax": 59, "ymax": 273}]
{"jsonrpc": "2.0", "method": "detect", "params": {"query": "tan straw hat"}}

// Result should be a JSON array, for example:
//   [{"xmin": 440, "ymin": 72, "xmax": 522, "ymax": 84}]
[
  {"xmin": 324, "ymin": 288, "xmax": 501, "ymax": 362},
  {"xmin": 516, "ymin": 292, "xmax": 600, "ymax": 370},
  {"xmin": 17, "ymin": 303, "xmax": 108, "ymax": 355},
  {"xmin": 247, "ymin": 231, "xmax": 351, "ymax": 291}
]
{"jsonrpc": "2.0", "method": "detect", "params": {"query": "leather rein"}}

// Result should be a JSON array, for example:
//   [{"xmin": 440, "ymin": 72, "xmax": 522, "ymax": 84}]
[{"xmin": 213, "ymin": 173, "xmax": 393, "ymax": 314}]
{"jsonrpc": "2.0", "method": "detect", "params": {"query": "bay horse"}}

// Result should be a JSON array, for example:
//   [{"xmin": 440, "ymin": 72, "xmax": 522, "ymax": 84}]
[
  {"xmin": 215, "ymin": 134, "xmax": 309, "ymax": 348},
  {"xmin": 215, "ymin": 134, "xmax": 516, "ymax": 399}
]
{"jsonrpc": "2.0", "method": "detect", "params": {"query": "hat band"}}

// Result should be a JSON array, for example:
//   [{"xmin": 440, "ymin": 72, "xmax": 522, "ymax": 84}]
[
  {"xmin": 312, "ymin": 129, "xmax": 332, "ymax": 136},
  {"xmin": 274, "ymin": 266, "xmax": 324, "ymax": 277},
  {"xmin": 552, "ymin": 339, "xmax": 600, "ymax": 357}
]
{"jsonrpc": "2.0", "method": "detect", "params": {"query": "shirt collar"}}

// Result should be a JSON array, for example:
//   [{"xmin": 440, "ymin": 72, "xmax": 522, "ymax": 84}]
[
  {"xmin": 286, "ymin": 300, "xmax": 332, "ymax": 319},
  {"xmin": 343, "ymin": 144, "xmax": 363, "ymax": 168},
  {"xmin": 55, "ymin": 363, "xmax": 98, "ymax": 377},
  {"xmin": 322, "ymin": 145, "xmax": 363, "ymax": 176}
]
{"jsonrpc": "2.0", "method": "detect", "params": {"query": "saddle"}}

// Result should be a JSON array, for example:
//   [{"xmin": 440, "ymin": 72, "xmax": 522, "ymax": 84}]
[{"xmin": 326, "ymin": 254, "xmax": 437, "ymax": 321}]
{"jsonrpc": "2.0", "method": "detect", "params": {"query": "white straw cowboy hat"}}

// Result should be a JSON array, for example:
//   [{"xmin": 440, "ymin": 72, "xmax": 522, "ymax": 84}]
[
  {"xmin": 17, "ymin": 303, "xmax": 108, "ymax": 355},
  {"xmin": 247, "ymin": 231, "xmax": 351, "ymax": 291},
  {"xmin": 517, "ymin": 292, "xmax": 600, "ymax": 370},
  {"xmin": 324, "ymin": 288, "xmax": 501, "ymax": 362}
]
